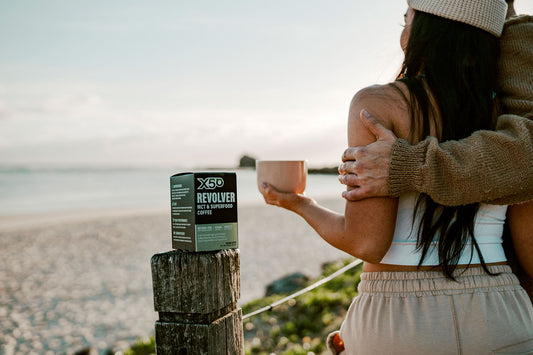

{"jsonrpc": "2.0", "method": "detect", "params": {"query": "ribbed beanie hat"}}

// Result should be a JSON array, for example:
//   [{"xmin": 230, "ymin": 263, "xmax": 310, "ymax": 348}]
[{"xmin": 407, "ymin": 0, "xmax": 508, "ymax": 37}]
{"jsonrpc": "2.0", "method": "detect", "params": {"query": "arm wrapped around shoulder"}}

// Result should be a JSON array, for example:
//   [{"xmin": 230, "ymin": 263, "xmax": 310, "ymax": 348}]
[{"xmin": 388, "ymin": 114, "xmax": 533, "ymax": 206}]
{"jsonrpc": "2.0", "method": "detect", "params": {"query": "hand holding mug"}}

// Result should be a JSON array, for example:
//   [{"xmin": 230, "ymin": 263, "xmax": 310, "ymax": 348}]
[{"xmin": 256, "ymin": 160, "xmax": 310, "ymax": 212}]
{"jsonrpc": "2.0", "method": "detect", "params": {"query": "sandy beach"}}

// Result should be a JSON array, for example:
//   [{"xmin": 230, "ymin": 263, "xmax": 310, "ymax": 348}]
[{"xmin": 0, "ymin": 198, "xmax": 348, "ymax": 354}]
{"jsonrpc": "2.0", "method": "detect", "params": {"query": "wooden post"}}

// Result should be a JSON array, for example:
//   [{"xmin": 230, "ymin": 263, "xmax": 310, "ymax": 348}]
[{"xmin": 151, "ymin": 249, "xmax": 243, "ymax": 354}]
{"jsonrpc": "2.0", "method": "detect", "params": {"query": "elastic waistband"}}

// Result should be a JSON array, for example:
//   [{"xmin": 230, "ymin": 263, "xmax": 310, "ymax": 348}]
[{"xmin": 358, "ymin": 265, "xmax": 520, "ymax": 295}]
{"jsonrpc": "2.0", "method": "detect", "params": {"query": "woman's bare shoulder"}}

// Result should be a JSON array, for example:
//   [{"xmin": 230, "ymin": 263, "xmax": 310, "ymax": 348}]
[
  {"xmin": 352, "ymin": 82, "xmax": 408, "ymax": 100},
  {"xmin": 349, "ymin": 82, "xmax": 410, "ymax": 130}
]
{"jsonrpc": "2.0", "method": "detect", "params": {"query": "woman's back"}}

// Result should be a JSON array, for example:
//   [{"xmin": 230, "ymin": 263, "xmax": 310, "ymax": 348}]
[
  {"xmin": 381, "ymin": 192, "xmax": 508, "ymax": 266},
  {"xmin": 352, "ymin": 78, "xmax": 508, "ymax": 270}
]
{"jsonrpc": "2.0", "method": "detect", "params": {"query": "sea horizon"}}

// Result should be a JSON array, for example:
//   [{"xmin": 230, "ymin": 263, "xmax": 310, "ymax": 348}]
[{"xmin": 0, "ymin": 163, "xmax": 344, "ymax": 218}]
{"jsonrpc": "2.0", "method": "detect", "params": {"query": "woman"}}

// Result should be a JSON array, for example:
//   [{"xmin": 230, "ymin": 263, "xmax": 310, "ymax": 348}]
[{"xmin": 259, "ymin": 0, "xmax": 533, "ymax": 353}]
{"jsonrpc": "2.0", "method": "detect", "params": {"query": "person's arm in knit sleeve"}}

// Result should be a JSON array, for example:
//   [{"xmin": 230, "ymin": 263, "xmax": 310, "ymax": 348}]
[
  {"xmin": 340, "ymin": 113, "xmax": 533, "ymax": 206},
  {"xmin": 388, "ymin": 113, "xmax": 533, "ymax": 206}
]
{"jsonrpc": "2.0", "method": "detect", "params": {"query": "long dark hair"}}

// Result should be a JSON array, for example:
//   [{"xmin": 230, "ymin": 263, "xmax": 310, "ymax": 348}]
[{"xmin": 396, "ymin": 11, "xmax": 500, "ymax": 279}]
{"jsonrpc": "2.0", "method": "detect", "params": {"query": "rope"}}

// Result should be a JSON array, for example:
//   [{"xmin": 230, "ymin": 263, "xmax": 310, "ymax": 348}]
[{"xmin": 242, "ymin": 258, "xmax": 363, "ymax": 320}]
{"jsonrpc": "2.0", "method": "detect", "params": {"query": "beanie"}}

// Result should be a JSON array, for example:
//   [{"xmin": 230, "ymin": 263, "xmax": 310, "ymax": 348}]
[{"xmin": 407, "ymin": 0, "xmax": 508, "ymax": 37}]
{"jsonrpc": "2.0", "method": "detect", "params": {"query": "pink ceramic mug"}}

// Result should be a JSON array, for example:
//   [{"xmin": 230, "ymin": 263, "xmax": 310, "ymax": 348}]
[{"xmin": 256, "ymin": 160, "xmax": 308, "ymax": 194}]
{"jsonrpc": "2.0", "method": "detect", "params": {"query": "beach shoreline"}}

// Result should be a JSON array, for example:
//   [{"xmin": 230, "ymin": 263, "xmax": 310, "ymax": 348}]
[
  {"xmin": 0, "ymin": 197, "xmax": 348, "ymax": 354},
  {"xmin": 0, "ymin": 206, "xmax": 168, "ymax": 234}
]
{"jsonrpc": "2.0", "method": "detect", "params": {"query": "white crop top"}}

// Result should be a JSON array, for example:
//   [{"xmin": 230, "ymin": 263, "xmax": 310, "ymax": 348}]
[{"xmin": 380, "ymin": 193, "xmax": 508, "ymax": 266}]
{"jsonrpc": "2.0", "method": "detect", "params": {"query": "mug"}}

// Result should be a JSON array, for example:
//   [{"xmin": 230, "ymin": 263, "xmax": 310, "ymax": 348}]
[{"xmin": 256, "ymin": 160, "xmax": 308, "ymax": 194}]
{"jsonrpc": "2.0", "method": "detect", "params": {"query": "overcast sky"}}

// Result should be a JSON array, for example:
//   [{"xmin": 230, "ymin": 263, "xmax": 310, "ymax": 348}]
[{"xmin": 1, "ymin": 1, "xmax": 531, "ymax": 169}]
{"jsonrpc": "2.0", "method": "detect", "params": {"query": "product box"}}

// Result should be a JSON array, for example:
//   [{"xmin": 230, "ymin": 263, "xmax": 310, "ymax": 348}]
[{"xmin": 170, "ymin": 172, "xmax": 238, "ymax": 252}]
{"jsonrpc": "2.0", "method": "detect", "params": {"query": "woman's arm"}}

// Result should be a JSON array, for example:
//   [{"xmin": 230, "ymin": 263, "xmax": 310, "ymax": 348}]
[
  {"xmin": 508, "ymin": 201, "xmax": 533, "ymax": 279},
  {"xmin": 259, "ymin": 86, "xmax": 399, "ymax": 263}
]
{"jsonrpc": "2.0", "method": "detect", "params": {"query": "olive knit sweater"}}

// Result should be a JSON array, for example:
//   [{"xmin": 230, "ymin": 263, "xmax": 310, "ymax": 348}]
[{"xmin": 388, "ymin": 15, "xmax": 533, "ymax": 206}]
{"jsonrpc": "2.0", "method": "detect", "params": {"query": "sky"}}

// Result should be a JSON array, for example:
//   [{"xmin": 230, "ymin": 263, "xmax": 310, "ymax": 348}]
[{"xmin": 1, "ymin": 1, "xmax": 531, "ymax": 169}]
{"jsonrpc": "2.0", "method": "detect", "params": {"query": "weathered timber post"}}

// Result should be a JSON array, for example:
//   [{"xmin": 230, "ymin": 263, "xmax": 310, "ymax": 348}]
[{"xmin": 151, "ymin": 249, "xmax": 243, "ymax": 354}]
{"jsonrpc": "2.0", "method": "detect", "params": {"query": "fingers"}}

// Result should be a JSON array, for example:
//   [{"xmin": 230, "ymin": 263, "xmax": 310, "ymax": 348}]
[
  {"xmin": 341, "ymin": 188, "xmax": 369, "ymax": 201},
  {"xmin": 259, "ymin": 182, "xmax": 279, "ymax": 205},
  {"xmin": 338, "ymin": 174, "xmax": 373, "ymax": 201},
  {"xmin": 341, "ymin": 147, "xmax": 362, "ymax": 163},
  {"xmin": 259, "ymin": 182, "xmax": 307, "ymax": 211},
  {"xmin": 259, "ymin": 182, "xmax": 293, "ymax": 207},
  {"xmin": 338, "ymin": 161, "xmax": 354, "ymax": 175},
  {"xmin": 339, "ymin": 156, "xmax": 367, "ymax": 175},
  {"xmin": 360, "ymin": 109, "xmax": 397, "ymax": 141},
  {"xmin": 338, "ymin": 171, "xmax": 360, "ymax": 186},
  {"xmin": 341, "ymin": 109, "xmax": 396, "ymax": 163},
  {"xmin": 340, "ymin": 177, "xmax": 389, "ymax": 200}
]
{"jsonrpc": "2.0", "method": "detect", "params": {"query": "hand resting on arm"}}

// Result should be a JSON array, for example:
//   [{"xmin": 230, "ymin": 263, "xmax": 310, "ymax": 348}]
[
  {"xmin": 339, "ymin": 113, "xmax": 533, "ymax": 206},
  {"xmin": 338, "ymin": 110, "xmax": 397, "ymax": 201}
]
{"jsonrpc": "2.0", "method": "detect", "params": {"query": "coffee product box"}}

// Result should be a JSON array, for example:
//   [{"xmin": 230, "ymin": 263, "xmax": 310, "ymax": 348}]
[{"xmin": 170, "ymin": 172, "xmax": 238, "ymax": 252}]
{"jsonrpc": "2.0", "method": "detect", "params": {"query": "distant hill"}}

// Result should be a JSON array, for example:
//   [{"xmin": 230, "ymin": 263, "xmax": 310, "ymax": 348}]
[
  {"xmin": 239, "ymin": 155, "xmax": 256, "ymax": 168},
  {"xmin": 308, "ymin": 166, "xmax": 338, "ymax": 175},
  {"xmin": 238, "ymin": 155, "xmax": 337, "ymax": 174}
]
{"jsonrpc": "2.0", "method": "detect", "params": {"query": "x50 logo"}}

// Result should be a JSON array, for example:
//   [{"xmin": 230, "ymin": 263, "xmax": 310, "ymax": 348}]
[{"xmin": 197, "ymin": 177, "xmax": 224, "ymax": 190}]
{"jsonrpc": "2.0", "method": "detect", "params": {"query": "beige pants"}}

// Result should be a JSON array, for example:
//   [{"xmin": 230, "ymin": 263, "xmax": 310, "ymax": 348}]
[{"xmin": 339, "ymin": 265, "xmax": 533, "ymax": 355}]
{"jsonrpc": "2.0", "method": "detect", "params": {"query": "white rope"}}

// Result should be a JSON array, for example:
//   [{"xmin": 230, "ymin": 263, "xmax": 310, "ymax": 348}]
[{"xmin": 242, "ymin": 258, "xmax": 363, "ymax": 320}]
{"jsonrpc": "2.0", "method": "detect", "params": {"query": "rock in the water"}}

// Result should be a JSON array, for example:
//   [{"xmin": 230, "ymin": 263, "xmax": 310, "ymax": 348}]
[{"xmin": 239, "ymin": 155, "xmax": 257, "ymax": 168}]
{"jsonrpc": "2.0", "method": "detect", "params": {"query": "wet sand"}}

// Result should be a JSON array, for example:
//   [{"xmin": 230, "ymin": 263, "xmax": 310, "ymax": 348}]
[{"xmin": 0, "ymin": 198, "xmax": 348, "ymax": 354}]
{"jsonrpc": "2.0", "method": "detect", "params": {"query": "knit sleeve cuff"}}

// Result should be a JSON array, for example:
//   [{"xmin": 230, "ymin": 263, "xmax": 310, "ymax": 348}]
[{"xmin": 388, "ymin": 138, "xmax": 428, "ymax": 197}]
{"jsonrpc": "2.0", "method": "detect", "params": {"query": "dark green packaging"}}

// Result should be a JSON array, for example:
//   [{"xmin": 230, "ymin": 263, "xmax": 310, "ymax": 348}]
[{"xmin": 170, "ymin": 172, "xmax": 238, "ymax": 251}]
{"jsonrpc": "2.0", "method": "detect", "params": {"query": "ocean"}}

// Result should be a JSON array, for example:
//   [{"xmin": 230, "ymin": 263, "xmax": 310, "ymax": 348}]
[{"xmin": 0, "ymin": 166, "xmax": 344, "ymax": 216}]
